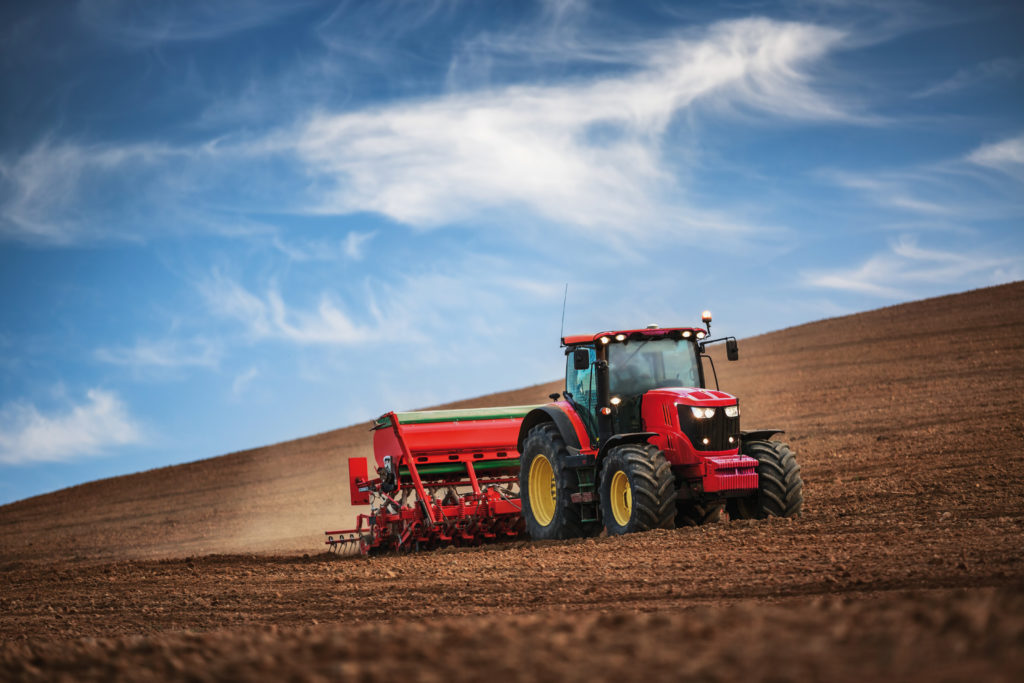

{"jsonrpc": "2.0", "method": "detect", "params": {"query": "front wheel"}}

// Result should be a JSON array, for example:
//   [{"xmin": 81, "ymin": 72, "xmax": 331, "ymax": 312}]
[
  {"xmin": 599, "ymin": 443, "xmax": 676, "ymax": 535},
  {"xmin": 727, "ymin": 440, "xmax": 804, "ymax": 519}
]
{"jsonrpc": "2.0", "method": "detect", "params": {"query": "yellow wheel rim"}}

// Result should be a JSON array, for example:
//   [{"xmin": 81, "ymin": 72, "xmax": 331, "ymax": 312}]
[
  {"xmin": 529, "ymin": 454, "xmax": 557, "ymax": 526},
  {"xmin": 610, "ymin": 470, "xmax": 632, "ymax": 526}
]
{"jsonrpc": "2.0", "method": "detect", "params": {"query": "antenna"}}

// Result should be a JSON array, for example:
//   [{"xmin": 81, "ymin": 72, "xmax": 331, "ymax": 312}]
[{"xmin": 559, "ymin": 283, "xmax": 569, "ymax": 345}]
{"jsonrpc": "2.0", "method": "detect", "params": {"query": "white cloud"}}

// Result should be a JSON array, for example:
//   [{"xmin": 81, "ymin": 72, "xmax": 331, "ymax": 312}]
[
  {"xmin": 802, "ymin": 236, "xmax": 1023, "ymax": 298},
  {"xmin": 967, "ymin": 133, "xmax": 1024, "ymax": 175},
  {"xmin": 295, "ymin": 18, "xmax": 850, "ymax": 235},
  {"xmin": 827, "ymin": 172, "xmax": 953, "ymax": 215},
  {"xmin": 95, "ymin": 337, "xmax": 221, "ymax": 369},
  {"xmin": 198, "ymin": 271, "xmax": 382, "ymax": 345},
  {"xmin": 196, "ymin": 250, "xmax": 570, "ymax": 353},
  {"xmin": 1, "ymin": 17, "xmax": 855, "ymax": 248},
  {"xmin": 0, "ymin": 138, "xmax": 186, "ymax": 243},
  {"xmin": 0, "ymin": 389, "xmax": 143, "ymax": 465},
  {"xmin": 76, "ymin": 0, "xmax": 312, "ymax": 48},
  {"xmin": 912, "ymin": 58, "xmax": 1023, "ymax": 99},
  {"xmin": 232, "ymin": 367, "xmax": 260, "ymax": 397},
  {"xmin": 344, "ymin": 230, "xmax": 376, "ymax": 259}
]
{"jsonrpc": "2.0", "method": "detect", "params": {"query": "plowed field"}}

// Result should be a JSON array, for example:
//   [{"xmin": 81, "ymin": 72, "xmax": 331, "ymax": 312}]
[{"xmin": 2, "ymin": 282, "xmax": 1023, "ymax": 681}]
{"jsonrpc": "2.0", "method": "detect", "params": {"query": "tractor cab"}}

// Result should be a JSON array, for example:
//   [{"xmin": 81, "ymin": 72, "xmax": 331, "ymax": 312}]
[{"xmin": 562, "ymin": 317, "xmax": 734, "ymax": 447}]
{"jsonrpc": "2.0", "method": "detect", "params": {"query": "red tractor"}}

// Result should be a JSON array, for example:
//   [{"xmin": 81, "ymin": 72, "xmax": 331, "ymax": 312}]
[{"xmin": 327, "ymin": 312, "xmax": 803, "ymax": 554}]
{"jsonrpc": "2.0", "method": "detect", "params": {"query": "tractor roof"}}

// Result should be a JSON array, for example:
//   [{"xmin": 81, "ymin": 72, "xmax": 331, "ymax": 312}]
[{"xmin": 562, "ymin": 326, "xmax": 707, "ymax": 346}]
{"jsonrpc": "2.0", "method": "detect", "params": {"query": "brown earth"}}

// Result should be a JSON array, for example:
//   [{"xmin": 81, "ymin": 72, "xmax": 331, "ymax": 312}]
[{"xmin": 2, "ymin": 282, "xmax": 1023, "ymax": 681}]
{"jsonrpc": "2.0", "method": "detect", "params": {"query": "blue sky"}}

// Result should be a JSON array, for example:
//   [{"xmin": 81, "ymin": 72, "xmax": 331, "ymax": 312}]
[{"xmin": 1, "ymin": 0, "xmax": 1021, "ymax": 505}]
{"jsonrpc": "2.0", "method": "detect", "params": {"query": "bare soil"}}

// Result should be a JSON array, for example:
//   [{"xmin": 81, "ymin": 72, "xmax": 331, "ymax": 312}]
[{"xmin": 2, "ymin": 282, "xmax": 1023, "ymax": 681}]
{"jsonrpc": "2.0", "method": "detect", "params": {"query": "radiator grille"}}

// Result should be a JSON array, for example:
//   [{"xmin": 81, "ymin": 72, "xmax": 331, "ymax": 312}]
[{"xmin": 678, "ymin": 405, "xmax": 740, "ymax": 452}]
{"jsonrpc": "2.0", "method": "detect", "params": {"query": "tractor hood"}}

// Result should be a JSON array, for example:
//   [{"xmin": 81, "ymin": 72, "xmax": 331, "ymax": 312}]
[{"xmin": 645, "ymin": 388, "xmax": 737, "ymax": 407}]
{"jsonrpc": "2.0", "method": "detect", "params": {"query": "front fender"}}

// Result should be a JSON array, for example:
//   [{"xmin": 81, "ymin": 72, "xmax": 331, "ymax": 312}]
[
  {"xmin": 740, "ymin": 429, "xmax": 785, "ymax": 444},
  {"xmin": 597, "ymin": 432, "xmax": 658, "ymax": 463}
]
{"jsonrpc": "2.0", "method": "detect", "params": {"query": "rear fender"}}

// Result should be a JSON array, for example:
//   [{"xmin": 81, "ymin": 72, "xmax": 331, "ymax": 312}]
[{"xmin": 516, "ymin": 403, "xmax": 587, "ymax": 454}]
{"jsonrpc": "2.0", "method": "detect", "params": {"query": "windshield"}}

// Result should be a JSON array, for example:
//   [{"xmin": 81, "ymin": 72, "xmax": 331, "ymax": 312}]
[{"xmin": 608, "ymin": 337, "xmax": 700, "ymax": 397}]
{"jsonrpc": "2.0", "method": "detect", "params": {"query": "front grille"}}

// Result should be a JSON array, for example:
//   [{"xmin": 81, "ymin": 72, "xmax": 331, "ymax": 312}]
[{"xmin": 678, "ymin": 405, "xmax": 740, "ymax": 452}]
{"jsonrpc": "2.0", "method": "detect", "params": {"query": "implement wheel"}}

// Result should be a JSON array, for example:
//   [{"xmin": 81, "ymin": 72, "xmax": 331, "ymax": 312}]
[
  {"xmin": 599, "ymin": 443, "xmax": 675, "ymax": 535},
  {"xmin": 727, "ymin": 440, "xmax": 804, "ymax": 519},
  {"xmin": 520, "ymin": 423, "xmax": 596, "ymax": 540}
]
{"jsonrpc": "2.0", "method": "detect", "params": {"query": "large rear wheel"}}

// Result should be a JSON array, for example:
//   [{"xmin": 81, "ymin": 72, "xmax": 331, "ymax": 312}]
[
  {"xmin": 519, "ymin": 423, "xmax": 596, "ymax": 540},
  {"xmin": 599, "ymin": 443, "xmax": 676, "ymax": 535},
  {"xmin": 727, "ymin": 440, "xmax": 803, "ymax": 519}
]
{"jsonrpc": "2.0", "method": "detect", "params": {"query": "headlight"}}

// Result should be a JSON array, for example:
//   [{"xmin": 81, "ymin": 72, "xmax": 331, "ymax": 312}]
[
  {"xmin": 724, "ymin": 405, "xmax": 739, "ymax": 418},
  {"xmin": 695, "ymin": 331, "xmax": 706, "ymax": 340},
  {"xmin": 690, "ymin": 406, "xmax": 715, "ymax": 419}
]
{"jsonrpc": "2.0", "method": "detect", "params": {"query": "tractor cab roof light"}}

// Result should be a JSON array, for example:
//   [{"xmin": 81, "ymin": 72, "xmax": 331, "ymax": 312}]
[
  {"xmin": 600, "ymin": 336, "xmax": 611, "ymax": 344},
  {"xmin": 614, "ymin": 333, "xmax": 626, "ymax": 341}
]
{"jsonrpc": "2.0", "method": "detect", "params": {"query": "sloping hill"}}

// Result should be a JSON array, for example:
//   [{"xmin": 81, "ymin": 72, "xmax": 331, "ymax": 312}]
[
  {"xmin": 1, "ymin": 282, "xmax": 1022, "ymax": 566},
  {"xmin": 0, "ymin": 381, "xmax": 562, "ymax": 564},
  {"xmin": 2, "ymin": 282, "xmax": 1023, "ymax": 681}
]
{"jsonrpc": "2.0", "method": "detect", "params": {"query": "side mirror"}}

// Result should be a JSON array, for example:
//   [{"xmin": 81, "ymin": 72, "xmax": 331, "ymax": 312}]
[
  {"xmin": 573, "ymin": 348, "xmax": 590, "ymax": 370},
  {"xmin": 726, "ymin": 338, "xmax": 739, "ymax": 361}
]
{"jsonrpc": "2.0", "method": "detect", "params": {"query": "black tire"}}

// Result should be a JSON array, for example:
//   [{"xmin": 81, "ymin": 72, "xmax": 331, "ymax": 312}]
[
  {"xmin": 599, "ymin": 443, "xmax": 676, "ymax": 535},
  {"xmin": 676, "ymin": 500, "xmax": 724, "ymax": 527},
  {"xmin": 727, "ymin": 440, "xmax": 803, "ymax": 519},
  {"xmin": 519, "ymin": 423, "xmax": 595, "ymax": 540}
]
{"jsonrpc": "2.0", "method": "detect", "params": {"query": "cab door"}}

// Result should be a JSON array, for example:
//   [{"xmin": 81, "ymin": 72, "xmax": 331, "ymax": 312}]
[{"xmin": 565, "ymin": 345, "xmax": 598, "ymax": 442}]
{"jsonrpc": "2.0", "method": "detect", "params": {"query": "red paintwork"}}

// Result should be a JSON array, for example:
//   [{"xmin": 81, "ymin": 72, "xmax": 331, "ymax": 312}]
[
  {"xmin": 327, "ymin": 366, "xmax": 761, "ymax": 554},
  {"xmin": 651, "ymin": 387, "xmax": 737, "ymax": 407},
  {"xmin": 327, "ymin": 411, "xmax": 525, "ymax": 555},
  {"xmin": 373, "ymin": 418, "xmax": 522, "ymax": 469},
  {"xmin": 562, "ymin": 326, "xmax": 706, "ymax": 346},
  {"xmin": 642, "ymin": 389, "xmax": 738, "ymax": 465},
  {"xmin": 348, "ymin": 457, "xmax": 370, "ymax": 505},
  {"xmin": 640, "ymin": 388, "xmax": 757, "ymax": 492},
  {"xmin": 702, "ymin": 455, "xmax": 759, "ymax": 493},
  {"xmin": 551, "ymin": 400, "xmax": 598, "ymax": 453}
]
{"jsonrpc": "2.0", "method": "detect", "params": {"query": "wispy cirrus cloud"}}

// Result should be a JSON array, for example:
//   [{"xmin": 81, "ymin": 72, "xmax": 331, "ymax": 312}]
[
  {"xmin": 0, "ymin": 17, "xmax": 855, "ymax": 247},
  {"xmin": 231, "ymin": 367, "xmax": 260, "ymax": 397},
  {"xmin": 823, "ymin": 136, "xmax": 1024, "ymax": 222},
  {"xmin": 967, "ymin": 133, "xmax": 1024, "ymax": 177},
  {"xmin": 0, "ymin": 389, "xmax": 143, "ymax": 465},
  {"xmin": 0, "ymin": 139, "xmax": 186, "ymax": 244},
  {"xmin": 197, "ymin": 270, "xmax": 383, "ymax": 345},
  {"xmin": 95, "ymin": 337, "xmax": 222, "ymax": 370},
  {"xmin": 196, "ymin": 250, "xmax": 568, "ymax": 355},
  {"xmin": 76, "ymin": 0, "xmax": 313, "ymax": 48},
  {"xmin": 912, "ymin": 57, "xmax": 1023, "ymax": 99},
  {"xmin": 802, "ymin": 235, "xmax": 1022, "ymax": 298},
  {"xmin": 270, "ymin": 230, "xmax": 377, "ymax": 262},
  {"xmin": 296, "ymin": 18, "xmax": 851, "ymax": 235}
]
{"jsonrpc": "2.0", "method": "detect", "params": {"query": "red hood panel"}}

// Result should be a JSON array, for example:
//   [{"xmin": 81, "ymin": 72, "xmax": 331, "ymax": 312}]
[{"xmin": 647, "ymin": 388, "xmax": 737, "ymax": 407}]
